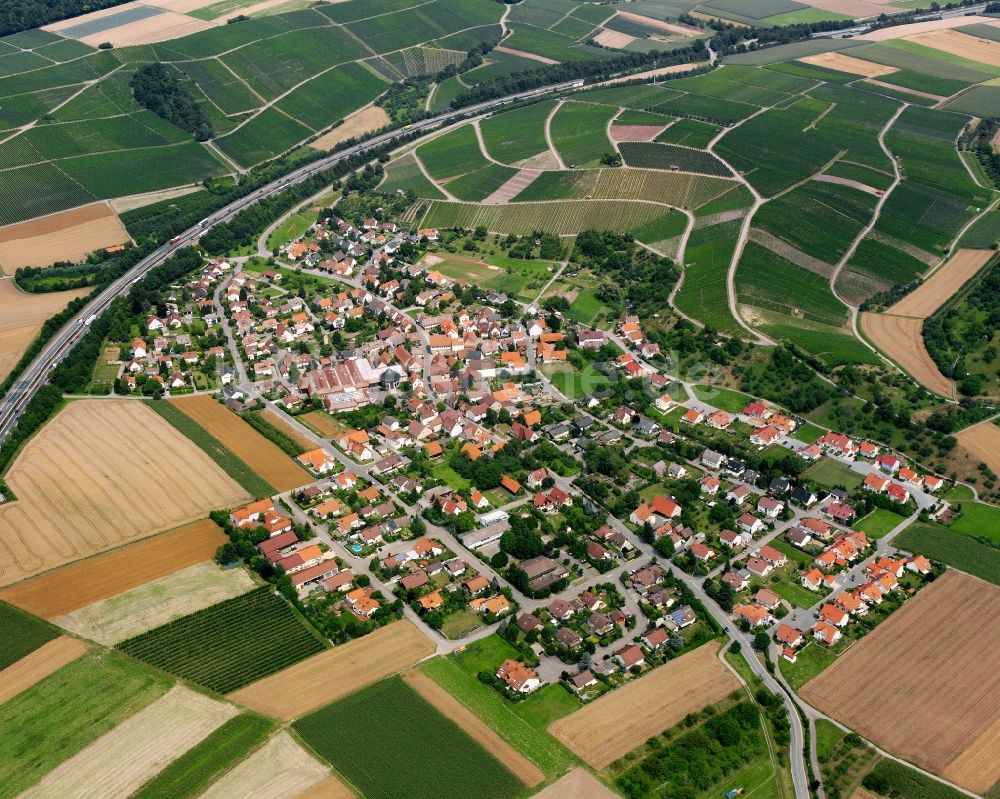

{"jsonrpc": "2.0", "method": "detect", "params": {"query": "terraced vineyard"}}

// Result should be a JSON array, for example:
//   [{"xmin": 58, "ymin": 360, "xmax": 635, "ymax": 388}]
[{"xmin": 117, "ymin": 587, "xmax": 325, "ymax": 694}]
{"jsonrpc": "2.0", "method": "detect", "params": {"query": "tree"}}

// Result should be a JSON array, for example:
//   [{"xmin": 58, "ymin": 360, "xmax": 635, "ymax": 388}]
[
  {"xmin": 753, "ymin": 631, "xmax": 770, "ymax": 651},
  {"xmin": 130, "ymin": 64, "xmax": 213, "ymax": 141}
]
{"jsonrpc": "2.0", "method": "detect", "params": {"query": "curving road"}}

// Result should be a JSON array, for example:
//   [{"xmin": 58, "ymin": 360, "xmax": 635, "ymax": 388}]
[{"xmin": 0, "ymin": 79, "xmax": 587, "ymax": 443}]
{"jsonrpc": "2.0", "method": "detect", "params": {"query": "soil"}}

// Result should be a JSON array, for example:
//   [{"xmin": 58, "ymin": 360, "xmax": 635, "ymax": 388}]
[
  {"xmin": 861, "ymin": 312, "xmax": 954, "ymax": 398},
  {"xmin": 310, "ymin": 107, "xmax": 391, "ymax": 152},
  {"xmin": 0, "ymin": 203, "xmax": 129, "ymax": 273}
]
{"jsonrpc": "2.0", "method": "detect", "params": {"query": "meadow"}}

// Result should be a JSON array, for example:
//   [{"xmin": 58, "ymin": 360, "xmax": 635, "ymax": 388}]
[
  {"xmin": 895, "ymin": 523, "xmax": 1000, "ymax": 587},
  {"xmin": 117, "ymin": 587, "xmax": 326, "ymax": 694},
  {"xmin": 293, "ymin": 676, "xmax": 525, "ymax": 799}
]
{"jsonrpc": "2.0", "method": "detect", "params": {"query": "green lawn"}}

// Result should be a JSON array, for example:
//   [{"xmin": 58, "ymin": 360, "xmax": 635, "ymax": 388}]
[
  {"xmin": 440, "ymin": 609, "xmax": 482, "ymax": 639},
  {"xmin": 693, "ymin": 384, "xmax": 753, "ymax": 414},
  {"xmin": 769, "ymin": 538, "xmax": 812, "ymax": 565},
  {"xmin": 541, "ymin": 362, "xmax": 609, "ymax": 401},
  {"xmin": 266, "ymin": 208, "xmax": 315, "ymax": 252},
  {"xmin": 0, "ymin": 600, "xmax": 59, "ymax": 670},
  {"xmin": 0, "ymin": 652, "xmax": 171, "ymax": 797},
  {"xmin": 794, "ymin": 421, "xmax": 826, "ymax": 444},
  {"xmin": 432, "ymin": 463, "xmax": 470, "ymax": 491},
  {"xmin": 419, "ymin": 656, "xmax": 577, "ymax": 776},
  {"xmin": 768, "ymin": 575, "xmax": 822, "ymax": 609},
  {"xmin": 802, "ymin": 458, "xmax": 863, "ymax": 491},
  {"xmin": 948, "ymin": 501, "xmax": 1000, "ymax": 545},
  {"xmin": 853, "ymin": 508, "xmax": 907, "ymax": 539},
  {"xmin": 780, "ymin": 642, "xmax": 837, "ymax": 691},
  {"xmin": 453, "ymin": 634, "xmax": 520, "ymax": 676},
  {"xmin": 512, "ymin": 684, "xmax": 580, "ymax": 731}
]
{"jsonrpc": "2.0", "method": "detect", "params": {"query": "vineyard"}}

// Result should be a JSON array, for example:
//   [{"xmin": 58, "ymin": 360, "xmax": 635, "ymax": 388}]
[
  {"xmin": 480, "ymin": 100, "xmax": 556, "ymax": 165},
  {"xmin": 589, "ymin": 168, "xmax": 736, "ymax": 209},
  {"xmin": 549, "ymin": 100, "xmax": 617, "ymax": 167},
  {"xmin": 293, "ymin": 676, "xmax": 524, "ymax": 799},
  {"xmin": 618, "ymin": 141, "xmax": 733, "ymax": 176},
  {"xmin": 421, "ymin": 199, "xmax": 675, "ymax": 235},
  {"xmin": 117, "ymin": 587, "xmax": 326, "ymax": 694}
]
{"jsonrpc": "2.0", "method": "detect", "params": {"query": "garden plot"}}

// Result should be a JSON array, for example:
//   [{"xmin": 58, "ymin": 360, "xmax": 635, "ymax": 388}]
[{"xmin": 0, "ymin": 401, "xmax": 248, "ymax": 588}]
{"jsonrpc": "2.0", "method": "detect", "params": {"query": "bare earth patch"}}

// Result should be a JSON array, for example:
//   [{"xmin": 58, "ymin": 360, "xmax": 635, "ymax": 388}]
[
  {"xmin": 594, "ymin": 28, "xmax": 635, "ymax": 49},
  {"xmin": 610, "ymin": 125, "xmax": 665, "ymax": 142},
  {"xmin": 402, "ymin": 669, "xmax": 545, "ymax": 787},
  {"xmin": 859, "ymin": 16, "xmax": 1000, "ymax": 41},
  {"xmin": 800, "ymin": 52, "xmax": 898, "ymax": 78},
  {"xmin": 0, "ymin": 203, "xmax": 129, "ymax": 273},
  {"xmin": 0, "ymin": 519, "xmax": 228, "ymax": 618},
  {"xmin": 494, "ymin": 45, "xmax": 558, "ymax": 65},
  {"xmin": 199, "ymin": 732, "xmax": 331, "ymax": 799},
  {"xmin": 594, "ymin": 63, "xmax": 699, "ymax": 87},
  {"xmin": 292, "ymin": 776, "xmax": 356, "ymax": 799},
  {"xmin": 0, "ymin": 636, "xmax": 88, "ymax": 705},
  {"xmin": 905, "ymin": 28, "xmax": 1000, "ymax": 67},
  {"xmin": 888, "ymin": 249, "xmax": 994, "ymax": 319},
  {"xmin": 21, "ymin": 685, "xmax": 238, "ymax": 799},
  {"xmin": 309, "ymin": 106, "xmax": 390, "ymax": 151},
  {"xmin": 0, "ymin": 279, "xmax": 89, "ymax": 383},
  {"xmin": 956, "ymin": 421, "xmax": 1000, "ymax": 478},
  {"xmin": 549, "ymin": 642, "xmax": 739, "ymax": 769},
  {"xmin": 861, "ymin": 312, "xmax": 953, "ymax": 397},
  {"xmin": 0, "ymin": 401, "xmax": 249, "ymax": 588},
  {"xmin": 532, "ymin": 768, "xmax": 621, "ymax": 799},
  {"xmin": 228, "ymin": 620, "xmax": 434, "ymax": 721},
  {"xmin": 614, "ymin": 12, "xmax": 701, "ymax": 37},
  {"xmin": 813, "ymin": 173, "xmax": 883, "ymax": 195},
  {"xmin": 170, "ymin": 394, "xmax": 311, "ymax": 491},
  {"xmin": 483, "ymin": 169, "xmax": 541, "ymax": 204},
  {"xmin": 800, "ymin": 571, "xmax": 1000, "ymax": 795},
  {"xmin": 54, "ymin": 561, "xmax": 255, "ymax": 645},
  {"xmin": 78, "ymin": 12, "xmax": 214, "ymax": 45}
]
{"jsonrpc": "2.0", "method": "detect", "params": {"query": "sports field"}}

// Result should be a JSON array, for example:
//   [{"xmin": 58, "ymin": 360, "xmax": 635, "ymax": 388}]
[
  {"xmin": 549, "ymin": 641, "xmax": 738, "ymax": 768},
  {"xmin": 0, "ymin": 401, "xmax": 248, "ymax": 588},
  {"xmin": 801, "ymin": 571, "xmax": 1000, "ymax": 795}
]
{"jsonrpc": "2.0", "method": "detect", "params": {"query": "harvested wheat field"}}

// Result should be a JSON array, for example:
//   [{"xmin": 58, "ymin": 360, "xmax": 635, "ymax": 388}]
[
  {"xmin": 800, "ymin": 52, "xmax": 898, "ymax": 77},
  {"xmin": 402, "ymin": 669, "xmax": 545, "ymax": 787},
  {"xmin": 861, "ymin": 312, "xmax": 953, "ymax": 397},
  {"xmin": 549, "ymin": 642, "xmax": 740, "ymax": 769},
  {"xmin": 71, "ymin": 11, "xmax": 213, "ymax": 46},
  {"xmin": 310, "ymin": 106, "xmax": 390, "ymax": 151},
  {"xmin": 0, "ymin": 401, "xmax": 248, "ymax": 588},
  {"xmin": 905, "ymin": 29, "xmax": 1000, "ymax": 67},
  {"xmin": 300, "ymin": 410, "xmax": 344, "ymax": 437},
  {"xmin": 614, "ymin": 12, "xmax": 700, "ymax": 36},
  {"xmin": 956, "ymin": 421, "xmax": 1000, "ymax": 478},
  {"xmin": 55, "ymin": 561, "xmax": 255, "ymax": 645},
  {"xmin": 888, "ymin": 249, "xmax": 994, "ymax": 319},
  {"xmin": 0, "ymin": 519, "xmax": 228, "ymax": 618},
  {"xmin": 800, "ymin": 571, "xmax": 1000, "ymax": 795},
  {"xmin": 594, "ymin": 29, "xmax": 635, "ymax": 49},
  {"xmin": 0, "ymin": 636, "xmax": 88, "ymax": 705},
  {"xmin": 170, "ymin": 395, "xmax": 311, "ymax": 491},
  {"xmin": 0, "ymin": 279, "xmax": 89, "ymax": 382},
  {"xmin": 21, "ymin": 685, "xmax": 238, "ymax": 799},
  {"xmin": 0, "ymin": 203, "xmax": 129, "ymax": 273},
  {"xmin": 860, "ymin": 15, "xmax": 1000, "ymax": 40},
  {"xmin": 532, "ymin": 768, "xmax": 620, "ymax": 799},
  {"xmin": 200, "ymin": 732, "xmax": 331, "ymax": 799},
  {"xmin": 596, "ymin": 63, "xmax": 699, "ymax": 87},
  {"xmin": 229, "ymin": 620, "xmax": 434, "ymax": 720}
]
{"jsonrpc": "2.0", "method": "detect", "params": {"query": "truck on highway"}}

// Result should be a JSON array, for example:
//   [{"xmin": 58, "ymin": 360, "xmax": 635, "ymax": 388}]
[
  {"xmin": 169, "ymin": 235, "xmax": 182, "ymax": 245},
  {"xmin": 83, "ymin": 314, "xmax": 96, "ymax": 326}
]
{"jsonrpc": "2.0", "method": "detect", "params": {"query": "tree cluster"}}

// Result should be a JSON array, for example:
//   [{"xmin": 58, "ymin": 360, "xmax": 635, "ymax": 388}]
[{"xmin": 130, "ymin": 63, "xmax": 213, "ymax": 141}]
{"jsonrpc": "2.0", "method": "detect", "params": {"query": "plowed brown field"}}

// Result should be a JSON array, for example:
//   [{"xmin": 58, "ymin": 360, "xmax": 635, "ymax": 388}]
[
  {"xmin": 800, "ymin": 571, "xmax": 1000, "ymax": 794},
  {"xmin": 0, "ymin": 401, "xmax": 248, "ymax": 588},
  {"xmin": 0, "ymin": 636, "xmax": 88, "ymax": 705},
  {"xmin": 861, "ymin": 312, "xmax": 953, "ymax": 398},
  {"xmin": 549, "ymin": 642, "xmax": 739, "ymax": 769},
  {"xmin": 228, "ymin": 620, "xmax": 434, "ymax": 720},
  {"xmin": 0, "ymin": 519, "xmax": 228, "ymax": 618},
  {"xmin": 170, "ymin": 395, "xmax": 311, "ymax": 491}
]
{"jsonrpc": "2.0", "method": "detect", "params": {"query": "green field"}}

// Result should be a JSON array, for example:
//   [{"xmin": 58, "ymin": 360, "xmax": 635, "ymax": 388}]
[
  {"xmin": 618, "ymin": 141, "xmax": 732, "ymax": 176},
  {"xmin": 853, "ymin": 508, "xmax": 907, "ymax": 539},
  {"xmin": 293, "ymin": 676, "xmax": 524, "ymax": 799},
  {"xmin": 895, "ymin": 523, "xmax": 1000, "ymax": 587},
  {"xmin": 802, "ymin": 457, "xmax": 863, "ymax": 491},
  {"xmin": 480, "ymin": 100, "xmax": 556, "ymax": 165},
  {"xmin": 117, "ymin": 587, "xmax": 326, "ymax": 694},
  {"xmin": 674, "ymin": 220, "xmax": 743, "ymax": 335},
  {"xmin": 948, "ymin": 501, "xmax": 1000, "ymax": 545},
  {"xmin": 693, "ymin": 384, "xmax": 752, "ymax": 413},
  {"xmin": 549, "ymin": 100, "xmax": 617, "ymax": 168},
  {"xmin": 0, "ymin": 652, "xmax": 171, "ymax": 798},
  {"xmin": 131, "ymin": 714, "xmax": 277, "ymax": 799},
  {"xmin": 656, "ymin": 117, "xmax": 719, "ymax": 148},
  {"xmin": 144, "ymin": 400, "xmax": 274, "ymax": 497},
  {"xmin": 379, "ymin": 153, "xmax": 446, "ymax": 199},
  {"xmin": 417, "ymin": 124, "xmax": 489, "ymax": 181},
  {"xmin": 779, "ymin": 641, "xmax": 837, "ymax": 691},
  {"xmin": 267, "ymin": 208, "xmax": 316, "ymax": 251},
  {"xmin": 863, "ymin": 759, "xmax": 969, "ymax": 799},
  {"xmin": 0, "ymin": 600, "xmax": 59, "ymax": 670}
]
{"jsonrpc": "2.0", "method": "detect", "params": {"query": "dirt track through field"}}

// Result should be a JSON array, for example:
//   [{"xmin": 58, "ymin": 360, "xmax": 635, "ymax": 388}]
[
  {"xmin": 0, "ymin": 519, "xmax": 228, "ymax": 618},
  {"xmin": 310, "ymin": 106, "xmax": 390, "ymax": 151},
  {"xmin": 483, "ymin": 169, "xmax": 540, "ymax": 204},
  {"xmin": 0, "ymin": 401, "xmax": 248, "ymax": 588},
  {"xmin": 549, "ymin": 642, "xmax": 739, "ymax": 769},
  {"xmin": 800, "ymin": 52, "xmax": 898, "ymax": 77},
  {"xmin": 905, "ymin": 29, "xmax": 1000, "ymax": 67},
  {"xmin": 0, "ymin": 203, "xmax": 129, "ymax": 273},
  {"xmin": 199, "ymin": 732, "xmax": 331, "ymax": 799},
  {"xmin": 800, "ymin": 571, "xmax": 1000, "ymax": 793},
  {"xmin": 228, "ymin": 620, "xmax": 434, "ymax": 720},
  {"xmin": 861, "ymin": 312, "xmax": 953, "ymax": 397},
  {"xmin": 956, "ymin": 421, "xmax": 1000, "ymax": 477},
  {"xmin": 0, "ymin": 279, "xmax": 89, "ymax": 383},
  {"xmin": 402, "ymin": 670, "xmax": 545, "ymax": 787},
  {"xmin": 55, "ymin": 561, "xmax": 256, "ymax": 645},
  {"xmin": 20, "ymin": 685, "xmax": 238, "ymax": 799},
  {"xmin": 170, "ymin": 395, "xmax": 311, "ymax": 491},
  {"xmin": 887, "ymin": 249, "xmax": 994, "ymax": 319},
  {"xmin": 0, "ymin": 636, "xmax": 88, "ymax": 705}
]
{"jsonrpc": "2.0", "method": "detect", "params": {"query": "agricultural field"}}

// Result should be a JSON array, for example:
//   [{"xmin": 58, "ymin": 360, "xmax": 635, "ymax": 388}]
[
  {"xmin": 480, "ymin": 100, "xmax": 557, "ymax": 165},
  {"xmin": 293, "ymin": 676, "xmax": 525, "ymax": 799},
  {"xmin": 656, "ymin": 117, "xmax": 719, "ymax": 148},
  {"xmin": 618, "ymin": 141, "xmax": 732, "ymax": 176},
  {"xmin": 549, "ymin": 100, "xmax": 617, "ymax": 167},
  {"xmin": 0, "ymin": 202, "xmax": 129, "ymax": 272},
  {"xmin": 861, "ymin": 312, "xmax": 953, "ymax": 398},
  {"xmin": 0, "ymin": 599, "xmax": 59, "ymax": 669},
  {"xmin": 895, "ymin": 523, "xmax": 1000, "ymax": 587},
  {"xmin": 229, "ymin": 619, "xmax": 434, "ymax": 721},
  {"xmin": 198, "ymin": 731, "xmax": 333, "ymax": 799},
  {"xmin": 800, "ymin": 571, "xmax": 1000, "ymax": 795},
  {"xmin": 117, "ymin": 586, "xmax": 326, "ymax": 694},
  {"xmin": 0, "ymin": 519, "xmax": 228, "ymax": 618},
  {"xmin": 674, "ymin": 220, "xmax": 743, "ymax": 335},
  {"xmin": 378, "ymin": 153, "xmax": 446, "ymax": 199},
  {"xmin": 0, "ymin": 635, "xmax": 89, "ymax": 706},
  {"xmin": 416, "ymin": 125, "xmax": 490, "ymax": 182},
  {"xmin": 0, "ymin": 401, "xmax": 248, "ymax": 588},
  {"xmin": 956, "ymin": 423, "xmax": 1000, "ymax": 483},
  {"xmin": 54, "ymin": 561, "xmax": 256, "ymax": 645},
  {"xmin": 169, "ymin": 394, "xmax": 311, "ymax": 492},
  {"xmin": 549, "ymin": 641, "xmax": 738, "ymax": 769},
  {"xmin": 0, "ymin": 278, "xmax": 89, "ymax": 382}
]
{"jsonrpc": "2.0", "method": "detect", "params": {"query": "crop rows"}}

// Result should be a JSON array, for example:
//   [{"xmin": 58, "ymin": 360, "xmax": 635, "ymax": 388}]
[
  {"xmin": 550, "ymin": 100, "xmax": 617, "ymax": 167},
  {"xmin": 481, "ymin": 100, "xmax": 555, "ymax": 164},
  {"xmin": 0, "ymin": 162, "xmax": 94, "ymax": 225},
  {"xmin": 379, "ymin": 154, "xmax": 446, "ymax": 199},
  {"xmin": 422, "ymin": 199, "xmax": 673, "ymax": 235},
  {"xmin": 417, "ymin": 125, "xmax": 489, "ymax": 181},
  {"xmin": 216, "ymin": 108, "xmax": 312, "ymax": 168},
  {"xmin": 674, "ymin": 220, "xmax": 743, "ymax": 334},
  {"xmin": 445, "ymin": 162, "xmax": 518, "ymax": 201},
  {"xmin": 275, "ymin": 62, "xmax": 388, "ymax": 132},
  {"xmin": 117, "ymin": 586, "xmax": 325, "ymax": 694},
  {"xmin": 590, "ymin": 168, "xmax": 735, "ymax": 209},
  {"xmin": 345, "ymin": 0, "xmax": 502, "ymax": 55},
  {"xmin": 0, "ymin": 600, "xmax": 59, "ymax": 670},
  {"xmin": 618, "ymin": 141, "xmax": 732, "ymax": 176}
]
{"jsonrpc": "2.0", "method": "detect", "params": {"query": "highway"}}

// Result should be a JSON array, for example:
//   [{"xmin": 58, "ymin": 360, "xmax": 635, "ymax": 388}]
[{"xmin": 0, "ymin": 78, "xmax": 586, "ymax": 443}]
